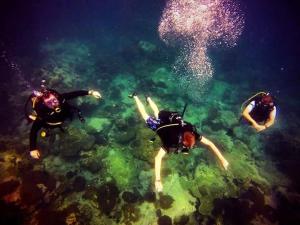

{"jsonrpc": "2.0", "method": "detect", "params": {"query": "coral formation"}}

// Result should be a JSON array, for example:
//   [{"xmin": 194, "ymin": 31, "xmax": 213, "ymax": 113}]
[{"xmin": 0, "ymin": 29, "xmax": 298, "ymax": 225}]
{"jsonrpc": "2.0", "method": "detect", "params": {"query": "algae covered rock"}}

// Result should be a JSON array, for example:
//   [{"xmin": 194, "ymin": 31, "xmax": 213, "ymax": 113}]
[
  {"xmin": 97, "ymin": 182, "xmax": 120, "ymax": 216},
  {"xmin": 159, "ymin": 194, "xmax": 174, "ymax": 209},
  {"xmin": 121, "ymin": 203, "xmax": 141, "ymax": 224},
  {"xmin": 103, "ymin": 148, "xmax": 139, "ymax": 189},
  {"xmin": 79, "ymin": 157, "xmax": 102, "ymax": 173},
  {"xmin": 20, "ymin": 170, "xmax": 56, "ymax": 205},
  {"xmin": 72, "ymin": 176, "xmax": 86, "ymax": 192},
  {"xmin": 158, "ymin": 215, "xmax": 172, "ymax": 225},
  {"xmin": 86, "ymin": 117, "xmax": 111, "ymax": 133},
  {"xmin": 0, "ymin": 179, "xmax": 20, "ymax": 199},
  {"xmin": 58, "ymin": 126, "xmax": 95, "ymax": 158},
  {"xmin": 219, "ymin": 110, "xmax": 238, "ymax": 129},
  {"xmin": 115, "ymin": 128, "xmax": 137, "ymax": 145},
  {"xmin": 191, "ymin": 164, "xmax": 229, "ymax": 215},
  {"xmin": 161, "ymin": 173, "xmax": 196, "ymax": 218},
  {"xmin": 122, "ymin": 191, "xmax": 140, "ymax": 203}
]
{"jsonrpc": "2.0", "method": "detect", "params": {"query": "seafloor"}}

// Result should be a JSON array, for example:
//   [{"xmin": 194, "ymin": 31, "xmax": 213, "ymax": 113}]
[{"xmin": 1, "ymin": 37, "xmax": 299, "ymax": 225}]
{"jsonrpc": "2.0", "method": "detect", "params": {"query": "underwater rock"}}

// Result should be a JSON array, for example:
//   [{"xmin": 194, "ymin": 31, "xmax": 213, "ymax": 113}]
[
  {"xmin": 218, "ymin": 110, "xmax": 238, "ymax": 129},
  {"xmin": 78, "ymin": 204, "xmax": 93, "ymax": 223},
  {"xmin": 80, "ymin": 157, "xmax": 102, "ymax": 173},
  {"xmin": 156, "ymin": 209, "xmax": 162, "ymax": 217},
  {"xmin": 122, "ymin": 191, "xmax": 139, "ymax": 203},
  {"xmin": 62, "ymin": 203, "xmax": 88, "ymax": 225},
  {"xmin": 83, "ymin": 186, "xmax": 98, "ymax": 202},
  {"xmin": 87, "ymin": 117, "xmax": 111, "ymax": 133},
  {"xmin": 115, "ymin": 118, "xmax": 130, "ymax": 131},
  {"xmin": 110, "ymin": 87, "xmax": 122, "ymax": 101},
  {"xmin": 72, "ymin": 176, "xmax": 86, "ymax": 192},
  {"xmin": 174, "ymin": 215, "xmax": 189, "ymax": 225},
  {"xmin": 58, "ymin": 127, "xmax": 95, "ymax": 158},
  {"xmin": 115, "ymin": 129, "xmax": 136, "ymax": 145},
  {"xmin": 144, "ymin": 191, "xmax": 156, "ymax": 203},
  {"xmin": 66, "ymin": 170, "xmax": 77, "ymax": 179},
  {"xmin": 104, "ymin": 147, "xmax": 140, "ymax": 189},
  {"xmin": 97, "ymin": 182, "xmax": 120, "ymax": 216},
  {"xmin": 121, "ymin": 203, "xmax": 141, "ymax": 224},
  {"xmin": 158, "ymin": 215, "xmax": 172, "ymax": 225},
  {"xmin": 212, "ymin": 197, "xmax": 253, "ymax": 225},
  {"xmin": 275, "ymin": 189, "xmax": 300, "ymax": 225},
  {"xmin": 240, "ymin": 186, "xmax": 265, "ymax": 212},
  {"xmin": 36, "ymin": 208, "xmax": 66, "ymax": 225},
  {"xmin": 159, "ymin": 194, "xmax": 174, "ymax": 209},
  {"xmin": 0, "ymin": 200, "xmax": 25, "ymax": 225},
  {"xmin": 264, "ymin": 131, "xmax": 300, "ymax": 191},
  {"xmin": 94, "ymin": 134, "xmax": 108, "ymax": 146},
  {"xmin": 0, "ymin": 179, "xmax": 20, "ymax": 198},
  {"xmin": 20, "ymin": 180, "xmax": 44, "ymax": 205},
  {"xmin": 20, "ymin": 170, "xmax": 56, "ymax": 205},
  {"xmin": 211, "ymin": 184, "xmax": 274, "ymax": 225}
]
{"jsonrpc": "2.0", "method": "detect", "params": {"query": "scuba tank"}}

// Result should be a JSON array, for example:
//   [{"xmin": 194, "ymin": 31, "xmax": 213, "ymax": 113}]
[
  {"xmin": 24, "ymin": 80, "xmax": 48, "ymax": 122},
  {"xmin": 149, "ymin": 103, "xmax": 188, "ymax": 143},
  {"xmin": 240, "ymin": 91, "xmax": 267, "ymax": 112}
]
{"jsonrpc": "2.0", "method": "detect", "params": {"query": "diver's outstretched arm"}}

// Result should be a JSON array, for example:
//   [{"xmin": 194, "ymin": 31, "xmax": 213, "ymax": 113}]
[
  {"xmin": 62, "ymin": 90, "xmax": 101, "ymax": 100},
  {"xmin": 29, "ymin": 121, "xmax": 43, "ymax": 159},
  {"xmin": 200, "ymin": 136, "xmax": 229, "ymax": 170},
  {"xmin": 242, "ymin": 104, "xmax": 265, "ymax": 132},
  {"xmin": 133, "ymin": 96, "xmax": 149, "ymax": 121},
  {"xmin": 155, "ymin": 148, "xmax": 166, "ymax": 192},
  {"xmin": 147, "ymin": 97, "xmax": 159, "ymax": 119}
]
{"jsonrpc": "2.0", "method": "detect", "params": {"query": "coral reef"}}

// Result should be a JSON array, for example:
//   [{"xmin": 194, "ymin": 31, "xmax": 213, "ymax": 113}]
[{"xmin": 1, "ymin": 36, "xmax": 298, "ymax": 225}]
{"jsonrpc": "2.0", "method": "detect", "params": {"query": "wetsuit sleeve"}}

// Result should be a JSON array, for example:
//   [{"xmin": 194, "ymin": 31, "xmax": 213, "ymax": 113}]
[
  {"xmin": 30, "ymin": 121, "xmax": 43, "ymax": 151},
  {"xmin": 62, "ymin": 90, "xmax": 89, "ymax": 100}
]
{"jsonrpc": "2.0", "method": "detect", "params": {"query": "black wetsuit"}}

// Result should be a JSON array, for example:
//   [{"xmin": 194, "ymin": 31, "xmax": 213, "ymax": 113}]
[
  {"xmin": 147, "ymin": 110, "xmax": 202, "ymax": 153},
  {"xmin": 249, "ymin": 97, "xmax": 275, "ymax": 124},
  {"xmin": 29, "ymin": 90, "xmax": 89, "ymax": 151}
]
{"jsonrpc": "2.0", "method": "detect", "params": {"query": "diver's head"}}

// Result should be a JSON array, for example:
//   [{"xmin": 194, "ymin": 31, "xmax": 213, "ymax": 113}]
[
  {"xmin": 42, "ymin": 91, "xmax": 60, "ymax": 110},
  {"xmin": 183, "ymin": 131, "xmax": 196, "ymax": 149},
  {"xmin": 261, "ymin": 93, "xmax": 274, "ymax": 107}
]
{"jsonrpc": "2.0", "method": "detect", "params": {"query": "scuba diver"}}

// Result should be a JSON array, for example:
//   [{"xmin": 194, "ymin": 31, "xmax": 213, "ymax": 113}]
[
  {"xmin": 130, "ymin": 93, "xmax": 229, "ymax": 192},
  {"xmin": 25, "ymin": 81, "xmax": 101, "ymax": 159},
  {"xmin": 241, "ymin": 92, "xmax": 276, "ymax": 132}
]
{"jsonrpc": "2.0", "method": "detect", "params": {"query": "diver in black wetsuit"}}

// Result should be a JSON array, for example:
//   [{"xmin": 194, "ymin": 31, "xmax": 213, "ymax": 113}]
[
  {"xmin": 25, "ymin": 86, "xmax": 101, "ymax": 159},
  {"xmin": 241, "ymin": 92, "xmax": 277, "ymax": 132},
  {"xmin": 130, "ymin": 94, "xmax": 228, "ymax": 192}
]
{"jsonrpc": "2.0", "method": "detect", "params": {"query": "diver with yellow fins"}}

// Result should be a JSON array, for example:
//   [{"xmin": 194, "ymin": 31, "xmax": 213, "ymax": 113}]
[
  {"xmin": 25, "ymin": 80, "xmax": 101, "ymax": 159},
  {"xmin": 241, "ymin": 92, "xmax": 277, "ymax": 132}
]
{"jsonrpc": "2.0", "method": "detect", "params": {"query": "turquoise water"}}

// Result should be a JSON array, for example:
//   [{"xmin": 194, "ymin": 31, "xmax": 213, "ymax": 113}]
[{"xmin": 0, "ymin": 0, "xmax": 299, "ymax": 224}]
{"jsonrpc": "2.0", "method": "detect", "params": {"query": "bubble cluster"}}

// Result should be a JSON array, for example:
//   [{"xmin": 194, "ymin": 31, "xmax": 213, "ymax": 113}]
[
  {"xmin": 1, "ymin": 50, "xmax": 32, "ymax": 89},
  {"xmin": 159, "ymin": 0, "xmax": 244, "ymax": 81}
]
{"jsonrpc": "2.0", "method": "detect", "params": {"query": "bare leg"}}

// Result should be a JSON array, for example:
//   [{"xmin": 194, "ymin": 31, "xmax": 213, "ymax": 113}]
[
  {"xmin": 134, "ymin": 96, "xmax": 149, "ymax": 121},
  {"xmin": 147, "ymin": 97, "xmax": 159, "ymax": 119}
]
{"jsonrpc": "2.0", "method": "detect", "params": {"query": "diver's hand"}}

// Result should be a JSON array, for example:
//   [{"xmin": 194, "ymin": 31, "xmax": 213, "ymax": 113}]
[
  {"xmin": 155, "ymin": 180, "xmax": 163, "ymax": 192},
  {"xmin": 254, "ymin": 124, "xmax": 265, "ymax": 132},
  {"xmin": 89, "ymin": 90, "xmax": 101, "ymax": 99},
  {"xmin": 30, "ymin": 150, "xmax": 41, "ymax": 159},
  {"xmin": 221, "ymin": 159, "xmax": 229, "ymax": 170}
]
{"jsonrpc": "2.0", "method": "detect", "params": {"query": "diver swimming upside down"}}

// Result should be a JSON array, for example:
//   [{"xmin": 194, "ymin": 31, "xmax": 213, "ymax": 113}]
[{"xmin": 130, "ymin": 93, "xmax": 228, "ymax": 192}]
